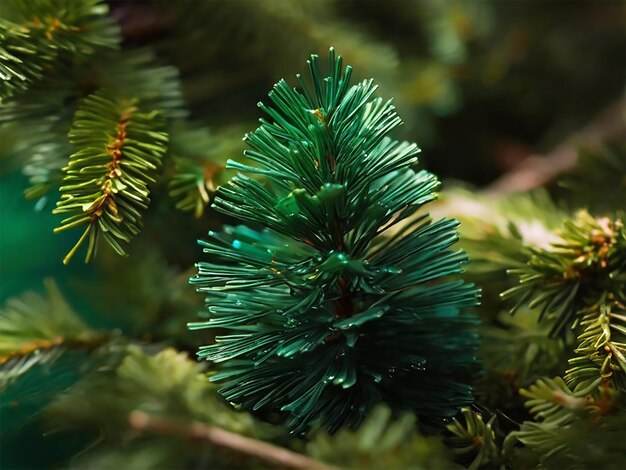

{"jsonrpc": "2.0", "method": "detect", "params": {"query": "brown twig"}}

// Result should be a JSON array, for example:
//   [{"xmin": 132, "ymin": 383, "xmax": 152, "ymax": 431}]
[
  {"xmin": 0, "ymin": 334, "xmax": 109, "ymax": 365},
  {"xmin": 485, "ymin": 100, "xmax": 625, "ymax": 195},
  {"xmin": 129, "ymin": 411, "xmax": 336, "ymax": 470}
]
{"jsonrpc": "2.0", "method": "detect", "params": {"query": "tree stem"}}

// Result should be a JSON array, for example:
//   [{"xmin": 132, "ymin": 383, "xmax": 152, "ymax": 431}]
[
  {"xmin": 485, "ymin": 100, "xmax": 625, "ymax": 195},
  {"xmin": 128, "ymin": 411, "xmax": 336, "ymax": 470}
]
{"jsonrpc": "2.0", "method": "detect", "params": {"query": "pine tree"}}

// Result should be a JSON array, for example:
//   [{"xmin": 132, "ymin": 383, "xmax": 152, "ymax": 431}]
[{"xmin": 190, "ymin": 49, "xmax": 480, "ymax": 434}]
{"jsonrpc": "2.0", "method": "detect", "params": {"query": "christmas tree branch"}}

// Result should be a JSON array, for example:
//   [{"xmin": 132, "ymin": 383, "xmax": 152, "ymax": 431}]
[
  {"xmin": 128, "ymin": 411, "xmax": 335, "ymax": 470},
  {"xmin": 53, "ymin": 90, "xmax": 168, "ymax": 264},
  {"xmin": 0, "ymin": 335, "xmax": 109, "ymax": 367},
  {"xmin": 0, "ymin": 279, "xmax": 108, "ymax": 388}
]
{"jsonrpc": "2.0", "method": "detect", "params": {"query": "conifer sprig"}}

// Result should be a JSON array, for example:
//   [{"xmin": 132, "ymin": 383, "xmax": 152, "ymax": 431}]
[
  {"xmin": 0, "ymin": 0, "xmax": 118, "ymax": 103},
  {"xmin": 445, "ymin": 407, "xmax": 502, "ymax": 470},
  {"xmin": 0, "ymin": 19, "xmax": 38, "ymax": 101},
  {"xmin": 166, "ymin": 124, "xmax": 245, "ymax": 219},
  {"xmin": 45, "ymin": 347, "xmax": 280, "ymax": 469},
  {"xmin": 306, "ymin": 405, "xmax": 454, "ymax": 469},
  {"xmin": 0, "ymin": 280, "xmax": 102, "ymax": 388},
  {"xmin": 53, "ymin": 91, "xmax": 168, "ymax": 264},
  {"xmin": 502, "ymin": 211, "xmax": 626, "ymax": 335},
  {"xmin": 512, "ymin": 376, "xmax": 625, "ymax": 466},
  {"xmin": 565, "ymin": 300, "xmax": 626, "ymax": 393},
  {"xmin": 501, "ymin": 211, "xmax": 626, "ymax": 464},
  {"xmin": 191, "ymin": 49, "xmax": 480, "ymax": 434}
]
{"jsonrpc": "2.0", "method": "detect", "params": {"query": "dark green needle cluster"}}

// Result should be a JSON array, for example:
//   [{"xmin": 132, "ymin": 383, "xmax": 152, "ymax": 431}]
[{"xmin": 190, "ymin": 49, "xmax": 480, "ymax": 434}]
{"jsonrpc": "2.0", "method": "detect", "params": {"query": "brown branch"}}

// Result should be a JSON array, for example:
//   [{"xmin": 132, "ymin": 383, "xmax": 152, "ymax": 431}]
[
  {"xmin": 0, "ymin": 334, "xmax": 109, "ymax": 365},
  {"xmin": 485, "ymin": 100, "xmax": 625, "ymax": 195},
  {"xmin": 129, "ymin": 411, "xmax": 336, "ymax": 470}
]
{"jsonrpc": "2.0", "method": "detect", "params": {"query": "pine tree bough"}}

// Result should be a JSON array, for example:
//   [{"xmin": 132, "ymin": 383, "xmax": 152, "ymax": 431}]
[
  {"xmin": 503, "ymin": 211, "xmax": 626, "ymax": 462},
  {"xmin": 53, "ymin": 90, "xmax": 168, "ymax": 264},
  {"xmin": 0, "ymin": 0, "xmax": 119, "ymax": 103},
  {"xmin": 502, "ymin": 212, "xmax": 626, "ymax": 336},
  {"xmin": 190, "ymin": 49, "xmax": 480, "ymax": 434},
  {"xmin": 0, "ymin": 279, "xmax": 105, "ymax": 388}
]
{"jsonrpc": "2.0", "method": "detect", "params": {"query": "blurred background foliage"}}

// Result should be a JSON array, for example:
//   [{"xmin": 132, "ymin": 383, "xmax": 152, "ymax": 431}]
[{"xmin": 0, "ymin": 0, "xmax": 624, "ymax": 469}]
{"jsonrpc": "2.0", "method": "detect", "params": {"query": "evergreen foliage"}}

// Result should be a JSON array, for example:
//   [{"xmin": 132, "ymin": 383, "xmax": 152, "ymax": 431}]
[
  {"xmin": 168, "ymin": 124, "xmax": 246, "ymax": 219},
  {"xmin": 190, "ymin": 49, "xmax": 480, "ymax": 434},
  {"xmin": 0, "ymin": 279, "xmax": 102, "ymax": 387},
  {"xmin": 453, "ymin": 189, "xmax": 566, "ymax": 275},
  {"xmin": 442, "ymin": 163, "xmax": 625, "ymax": 467},
  {"xmin": 500, "ymin": 210, "xmax": 626, "ymax": 467},
  {"xmin": 480, "ymin": 308, "xmax": 567, "ymax": 391},
  {"xmin": 307, "ymin": 405, "xmax": 456, "ymax": 469},
  {"xmin": 45, "ymin": 346, "xmax": 278, "ymax": 469},
  {"xmin": 0, "ymin": 0, "xmax": 118, "ymax": 102},
  {"xmin": 512, "ymin": 376, "xmax": 625, "ymax": 469},
  {"xmin": 565, "ymin": 301, "xmax": 626, "ymax": 392},
  {"xmin": 502, "ymin": 211, "xmax": 626, "ymax": 336},
  {"xmin": 1, "ymin": 1, "xmax": 623, "ymax": 468},
  {"xmin": 444, "ymin": 407, "xmax": 503, "ymax": 470},
  {"xmin": 53, "ymin": 91, "xmax": 168, "ymax": 264}
]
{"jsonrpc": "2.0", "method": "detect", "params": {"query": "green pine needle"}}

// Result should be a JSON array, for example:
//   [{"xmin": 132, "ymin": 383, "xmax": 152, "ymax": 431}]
[
  {"xmin": 501, "ymin": 211, "xmax": 626, "ymax": 336},
  {"xmin": 565, "ymin": 301, "xmax": 626, "ymax": 393},
  {"xmin": 512, "ymin": 375, "xmax": 625, "ymax": 467},
  {"xmin": 53, "ymin": 90, "xmax": 168, "ymax": 264},
  {"xmin": 445, "ymin": 407, "xmax": 501, "ymax": 470},
  {"xmin": 307, "ymin": 405, "xmax": 455, "ymax": 469},
  {"xmin": 167, "ymin": 124, "xmax": 246, "ymax": 219},
  {"xmin": 0, "ymin": 0, "xmax": 119, "ymax": 103},
  {"xmin": 0, "ymin": 279, "xmax": 101, "ymax": 388},
  {"xmin": 190, "ymin": 49, "xmax": 480, "ymax": 434}
]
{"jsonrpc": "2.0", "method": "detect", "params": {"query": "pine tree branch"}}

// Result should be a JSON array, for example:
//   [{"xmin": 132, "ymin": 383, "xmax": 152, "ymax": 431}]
[
  {"xmin": 306, "ymin": 405, "xmax": 455, "ymax": 468},
  {"xmin": 53, "ymin": 90, "xmax": 168, "ymax": 264},
  {"xmin": 167, "ymin": 123, "xmax": 246, "ymax": 218},
  {"xmin": 445, "ymin": 407, "xmax": 502, "ymax": 470},
  {"xmin": 128, "ymin": 411, "xmax": 335, "ymax": 470},
  {"xmin": 0, "ymin": 279, "xmax": 108, "ymax": 388},
  {"xmin": 500, "ymin": 211, "xmax": 626, "ymax": 336},
  {"xmin": 565, "ymin": 300, "xmax": 626, "ymax": 393},
  {"xmin": 0, "ymin": 335, "xmax": 108, "ymax": 367},
  {"xmin": 0, "ymin": 0, "xmax": 119, "ymax": 103}
]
